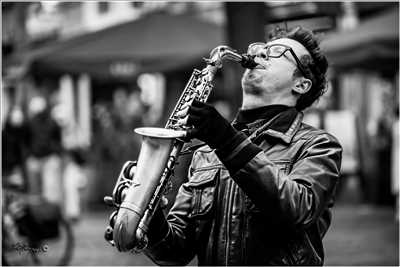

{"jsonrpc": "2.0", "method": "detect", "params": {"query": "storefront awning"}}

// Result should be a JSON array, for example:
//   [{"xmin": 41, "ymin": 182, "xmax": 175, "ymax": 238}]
[
  {"xmin": 12, "ymin": 12, "xmax": 224, "ymax": 81},
  {"xmin": 320, "ymin": 8, "xmax": 399, "ymax": 73}
]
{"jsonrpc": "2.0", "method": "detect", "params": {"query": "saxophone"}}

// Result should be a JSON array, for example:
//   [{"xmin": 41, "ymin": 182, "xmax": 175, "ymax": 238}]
[{"xmin": 104, "ymin": 45, "xmax": 256, "ymax": 252}]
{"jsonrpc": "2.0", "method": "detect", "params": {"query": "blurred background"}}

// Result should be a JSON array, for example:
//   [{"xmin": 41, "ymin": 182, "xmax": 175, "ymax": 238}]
[{"xmin": 1, "ymin": 1, "xmax": 399, "ymax": 266}]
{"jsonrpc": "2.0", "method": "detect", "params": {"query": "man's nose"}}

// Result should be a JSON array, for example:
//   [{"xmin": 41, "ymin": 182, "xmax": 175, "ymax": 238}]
[
  {"xmin": 253, "ymin": 52, "xmax": 269, "ymax": 65},
  {"xmin": 255, "ymin": 51, "xmax": 268, "ymax": 60}
]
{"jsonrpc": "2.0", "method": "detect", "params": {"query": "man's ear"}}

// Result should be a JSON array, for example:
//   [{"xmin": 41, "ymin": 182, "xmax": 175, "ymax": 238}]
[{"xmin": 292, "ymin": 78, "xmax": 312, "ymax": 95}]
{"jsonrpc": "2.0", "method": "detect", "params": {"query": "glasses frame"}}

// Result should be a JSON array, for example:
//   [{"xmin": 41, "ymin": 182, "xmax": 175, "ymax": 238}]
[{"xmin": 248, "ymin": 43, "xmax": 309, "ymax": 79}]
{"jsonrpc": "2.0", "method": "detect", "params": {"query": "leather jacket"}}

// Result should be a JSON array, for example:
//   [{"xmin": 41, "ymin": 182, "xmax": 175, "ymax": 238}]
[{"xmin": 145, "ymin": 111, "xmax": 342, "ymax": 266}]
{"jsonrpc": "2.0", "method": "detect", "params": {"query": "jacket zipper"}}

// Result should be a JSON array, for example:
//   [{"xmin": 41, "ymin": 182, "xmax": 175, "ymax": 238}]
[
  {"xmin": 224, "ymin": 180, "xmax": 234, "ymax": 265},
  {"xmin": 241, "ymin": 195, "xmax": 247, "ymax": 264}
]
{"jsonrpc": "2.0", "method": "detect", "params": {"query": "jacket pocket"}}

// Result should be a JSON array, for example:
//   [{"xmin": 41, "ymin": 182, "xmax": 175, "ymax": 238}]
[{"xmin": 188, "ymin": 168, "xmax": 219, "ymax": 219}]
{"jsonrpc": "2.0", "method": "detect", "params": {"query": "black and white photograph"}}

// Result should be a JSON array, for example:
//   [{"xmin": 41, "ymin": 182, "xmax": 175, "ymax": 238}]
[{"xmin": 2, "ymin": 1, "xmax": 399, "ymax": 266}]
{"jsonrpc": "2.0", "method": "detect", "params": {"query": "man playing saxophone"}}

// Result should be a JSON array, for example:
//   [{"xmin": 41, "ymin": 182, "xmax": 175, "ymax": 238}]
[{"xmin": 134, "ymin": 26, "xmax": 342, "ymax": 265}]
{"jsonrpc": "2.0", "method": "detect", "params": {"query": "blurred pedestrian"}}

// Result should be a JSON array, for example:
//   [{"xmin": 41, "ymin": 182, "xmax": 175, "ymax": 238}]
[
  {"xmin": 2, "ymin": 105, "xmax": 29, "ymax": 190},
  {"xmin": 26, "ymin": 96, "xmax": 64, "ymax": 205},
  {"xmin": 375, "ymin": 109, "xmax": 394, "ymax": 204},
  {"xmin": 63, "ymin": 149, "xmax": 88, "ymax": 223},
  {"xmin": 112, "ymin": 26, "xmax": 342, "ymax": 265}
]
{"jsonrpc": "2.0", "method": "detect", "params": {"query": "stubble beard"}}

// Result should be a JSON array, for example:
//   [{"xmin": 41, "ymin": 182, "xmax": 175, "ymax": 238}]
[
  {"xmin": 241, "ymin": 79, "xmax": 268, "ymax": 109},
  {"xmin": 242, "ymin": 72, "xmax": 264, "ymax": 96}
]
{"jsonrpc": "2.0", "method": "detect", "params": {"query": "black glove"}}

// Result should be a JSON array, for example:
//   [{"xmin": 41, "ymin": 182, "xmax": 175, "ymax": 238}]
[
  {"xmin": 184, "ymin": 99, "xmax": 237, "ymax": 149},
  {"xmin": 179, "ymin": 99, "xmax": 263, "ymax": 173}
]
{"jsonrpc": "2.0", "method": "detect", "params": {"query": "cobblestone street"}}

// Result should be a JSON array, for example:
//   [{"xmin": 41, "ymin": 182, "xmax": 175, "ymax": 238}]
[{"xmin": 67, "ymin": 203, "xmax": 398, "ymax": 266}]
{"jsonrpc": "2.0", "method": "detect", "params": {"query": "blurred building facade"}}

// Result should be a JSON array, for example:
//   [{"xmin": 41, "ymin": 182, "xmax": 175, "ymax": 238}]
[{"xmin": 2, "ymin": 1, "xmax": 399, "ymax": 206}]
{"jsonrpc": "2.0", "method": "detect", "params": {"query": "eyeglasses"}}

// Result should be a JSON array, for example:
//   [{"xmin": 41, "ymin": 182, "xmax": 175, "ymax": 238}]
[{"xmin": 247, "ymin": 43, "xmax": 309, "ymax": 78}]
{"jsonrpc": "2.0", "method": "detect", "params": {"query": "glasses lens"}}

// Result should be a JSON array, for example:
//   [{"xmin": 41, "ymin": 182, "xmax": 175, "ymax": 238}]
[
  {"xmin": 247, "ymin": 43, "xmax": 266, "ymax": 56},
  {"xmin": 268, "ymin": 45, "xmax": 287, "ymax": 57},
  {"xmin": 247, "ymin": 43, "xmax": 289, "ymax": 58}
]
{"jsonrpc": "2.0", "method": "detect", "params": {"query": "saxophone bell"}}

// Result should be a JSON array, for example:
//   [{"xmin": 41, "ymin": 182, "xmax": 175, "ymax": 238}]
[{"xmin": 112, "ymin": 127, "xmax": 185, "ymax": 251}]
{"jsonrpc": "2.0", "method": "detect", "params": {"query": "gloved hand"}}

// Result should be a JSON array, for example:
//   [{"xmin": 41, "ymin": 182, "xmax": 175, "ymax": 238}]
[{"xmin": 178, "ymin": 99, "xmax": 238, "ymax": 149}]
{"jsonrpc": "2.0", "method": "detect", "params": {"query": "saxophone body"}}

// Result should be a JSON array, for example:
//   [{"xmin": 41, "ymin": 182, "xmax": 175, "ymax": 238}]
[{"xmin": 104, "ymin": 46, "xmax": 256, "ymax": 252}]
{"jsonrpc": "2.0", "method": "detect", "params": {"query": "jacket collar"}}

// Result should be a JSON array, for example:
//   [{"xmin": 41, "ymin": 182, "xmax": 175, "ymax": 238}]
[{"xmin": 246, "ymin": 108, "xmax": 303, "ymax": 144}]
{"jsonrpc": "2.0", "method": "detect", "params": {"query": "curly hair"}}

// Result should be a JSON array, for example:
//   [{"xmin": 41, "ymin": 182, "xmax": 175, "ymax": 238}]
[{"xmin": 269, "ymin": 26, "xmax": 329, "ymax": 111}]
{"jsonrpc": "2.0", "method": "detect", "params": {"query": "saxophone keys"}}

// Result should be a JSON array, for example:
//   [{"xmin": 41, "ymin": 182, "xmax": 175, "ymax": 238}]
[
  {"xmin": 176, "ymin": 116, "xmax": 189, "ymax": 127},
  {"xmin": 104, "ymin": 226, "xmax": 114, "ymax": 241},
  {"xmin": 184, "ymin": 93, "xmax": 192, "ymax": 102},
  {"xmin": 175, "ymin": 105, "xmax": 189, "ymax": 118}
]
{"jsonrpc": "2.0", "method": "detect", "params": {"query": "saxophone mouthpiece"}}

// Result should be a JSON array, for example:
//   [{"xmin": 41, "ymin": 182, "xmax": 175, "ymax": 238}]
[{"xmin": 241, "ymin": 54, "xmax": 258, "ymax": 69}]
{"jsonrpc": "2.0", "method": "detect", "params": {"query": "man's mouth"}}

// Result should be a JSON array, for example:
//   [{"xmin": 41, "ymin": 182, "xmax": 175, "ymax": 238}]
[
  {"xmin": 253, "ymin": 64, "xmax": 266, "ymax": 70},
  {"xmin": 251, "ymin": 65, "xmax": 266, "ymax": 70}
]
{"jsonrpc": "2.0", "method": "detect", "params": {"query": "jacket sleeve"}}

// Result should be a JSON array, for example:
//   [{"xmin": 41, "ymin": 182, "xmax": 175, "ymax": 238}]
[
  {"xmin": 144, "ymin": 172, "xmax": 197, "ymax": 265},
  {"xmin": 216, "ymin": 133, "xmax": 342, "ymax": 228}
]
